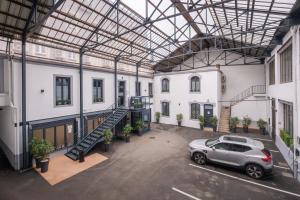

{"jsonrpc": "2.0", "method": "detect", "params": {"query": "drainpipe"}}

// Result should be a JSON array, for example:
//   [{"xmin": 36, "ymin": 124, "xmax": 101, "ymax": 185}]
[{"xmin": 293, "ymin": 26, "xmax": 300, "ymax": 179}]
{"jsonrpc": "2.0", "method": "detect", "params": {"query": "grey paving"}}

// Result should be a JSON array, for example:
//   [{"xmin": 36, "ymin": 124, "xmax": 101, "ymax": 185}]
[{"xmin": 0, "ymin": 123, "xmax": 299, "ymax": 200}]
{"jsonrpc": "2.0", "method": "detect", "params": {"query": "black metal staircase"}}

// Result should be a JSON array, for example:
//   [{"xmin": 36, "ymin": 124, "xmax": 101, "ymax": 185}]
[{"xmin": 65, "ymin": 107, "xmax": 129, "ymax": 160}]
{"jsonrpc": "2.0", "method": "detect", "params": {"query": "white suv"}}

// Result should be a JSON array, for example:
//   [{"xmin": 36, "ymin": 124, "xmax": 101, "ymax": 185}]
[{"xmin": 189, "ymin": 135, "xmax": 273, "ymax": 179}]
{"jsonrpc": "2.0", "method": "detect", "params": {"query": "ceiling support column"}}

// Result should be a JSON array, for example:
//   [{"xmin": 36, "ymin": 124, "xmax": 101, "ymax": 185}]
[{"xmin": 79, "ymin": 49, "xmax": 84, "ymax": 140}]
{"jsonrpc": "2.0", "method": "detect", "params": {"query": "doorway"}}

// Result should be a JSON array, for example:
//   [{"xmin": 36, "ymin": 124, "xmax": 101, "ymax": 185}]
[
  {"xmin": 271, "ymin": 99, "xmax": 276, "ymax": 141},
  {"xmin": 118, "ymin": 81, "xmax": 126, "ymax": 107},
  {"xmin": 204, "ymin": 104, "xmax": 213, "ymax": 127}
]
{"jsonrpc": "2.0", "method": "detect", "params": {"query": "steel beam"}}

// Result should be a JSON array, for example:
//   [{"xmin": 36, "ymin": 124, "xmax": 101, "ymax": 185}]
[
  {"xmin": 21, "ymin": 37, "xmax": 27, "ymax": 169},
  {"xmin": 79, "ymin": 50, "xmax": 84, "ymax": 139},
  {"xmin": 136, "ymin": 62, "xmax": 140, "ymax": 96},
  {"xmin": 114, "ymin": 57, "xmax": 118, "ymax": 107}
]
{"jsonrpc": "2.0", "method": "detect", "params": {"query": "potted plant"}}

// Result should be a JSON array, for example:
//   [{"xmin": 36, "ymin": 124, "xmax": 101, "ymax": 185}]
[
  {"xmin": 229, "ymin": 117, "xmax": 239, "ymax": 133},
  {"xmin": 210, "ymin": 116, "xmax": 218, "ymax": 132},
  {"xmin": 257, "ymin": 118, "xmax": 267, "ymax": 135},
  {"xmin": 176, "ymin": 113, "xmax": 183, "ymax": 126},
  {"xmin": 242, "ymin": 116, "xmax": 252, "ymax": 133},
  {"xmin": 134, "ymin": 119, "xmax": 144, "ymax": 136},
  {"xmin": 155, "ymin": 112, "xmax": 160, "ymax": 123},
  {"xmin": 123, "ymin": 124, "xmax": 133, "ymax": 143},
  {"xmin": 280, "ymin": 129, "xmax": 293, "ymax": 148},
  {"xmin": 198, "ymin": 115, "xmax": 204, "ymax": 130},
  {"xmin": 103, "ymin": 129, "xmax": 113, "ymax": 152},
  {"xmin": 38, "ymin": 139, "xmax": 54, "ymax": 173},
  {"xmin": 30, "ymin": 138, "xmax": 43, "ymax": 168}
]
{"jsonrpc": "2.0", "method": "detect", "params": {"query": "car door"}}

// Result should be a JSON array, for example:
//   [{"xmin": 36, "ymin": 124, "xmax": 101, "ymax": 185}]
[
  {"xmin": 226, "ymin": 144, "xmax": 252, "ymax": 167},
  {"xmin": 207, "ymin": 142, "xmax": 231, "ymax": 164}
]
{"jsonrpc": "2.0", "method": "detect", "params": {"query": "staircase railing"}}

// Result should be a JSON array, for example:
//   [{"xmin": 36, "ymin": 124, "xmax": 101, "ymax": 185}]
[{"xmin": 230, "ymin": 85, "xmax": 266, "ymax": 106}]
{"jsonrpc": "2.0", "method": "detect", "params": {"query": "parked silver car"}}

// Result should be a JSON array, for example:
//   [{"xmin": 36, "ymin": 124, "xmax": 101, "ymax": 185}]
[{"xmin": 189, "ymin": 135, "xmax": 273, "ymax": 179}]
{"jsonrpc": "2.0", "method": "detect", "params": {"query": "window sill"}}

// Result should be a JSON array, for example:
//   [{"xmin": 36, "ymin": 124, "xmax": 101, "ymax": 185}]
[
  {"xmin": 161, "ymin": 91, "xmax": 170, "ymax": 93},
  {"xmin": 55, "ymin": 104, "xmax": 73, "ymax": 108}
]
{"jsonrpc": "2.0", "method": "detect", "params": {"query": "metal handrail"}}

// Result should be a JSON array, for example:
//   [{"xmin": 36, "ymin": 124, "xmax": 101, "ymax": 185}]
[{"xmin": 230, "ymin": 85, "xmax": 266, "ymax": 106}]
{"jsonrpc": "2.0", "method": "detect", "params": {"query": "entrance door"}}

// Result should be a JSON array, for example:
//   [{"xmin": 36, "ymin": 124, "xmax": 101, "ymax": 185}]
[
  {"xmin": 271, "ymin": 99, "xmax": 276, "ymax": 141},
  {"xmin": 118, "ymin": 81, "xmax": 126, "ymax": 106},
  {"xmin": 204, "ymin": 104, "xmax": 213, "ymax": 127}
]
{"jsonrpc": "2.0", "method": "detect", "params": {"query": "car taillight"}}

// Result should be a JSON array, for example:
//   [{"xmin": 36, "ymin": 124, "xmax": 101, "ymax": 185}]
[{"xmin": 261, "ymin": 149, "xmax": 272, "ymax": 162}]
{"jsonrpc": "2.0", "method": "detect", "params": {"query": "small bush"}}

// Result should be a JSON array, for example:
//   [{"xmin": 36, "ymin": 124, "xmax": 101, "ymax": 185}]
[
  {"xmin": 280, "ymin": 129, "xmax": 293, "ymax": 147},
  {"xmin": 134, "ymin": 119, "xmax": 144, "ymax": 131},
  {"xmin": 155, "ymin": 112, "xmax": 160, "ymax": 120},
  {"xmin": 257, "ymin": 118, "xmax": 267, "ymax": 129},
  {"xmin": 123, "ymin": 124, "xmax": 133, "ymax": 137},
  {"xmin": 176, "ymin": 113, "xmax": 183, "ymax": 122},
  {"xmin": 198, "ymin": 115, "xmax": 204, "ymax": 126},
  {"xmin": 229, "ymin": 117, "xmax": 239, "ymax": 128},
  {"xmin": 242, "ymin": 116, "xmax": 252, "ymax": 127},
  {"xmin": 103, "ymin": 129, "xmax": 113, "ymax": 144},
  {"xmin": 209, "ymin": 116, "xmax": 218, "ymax": 127}
]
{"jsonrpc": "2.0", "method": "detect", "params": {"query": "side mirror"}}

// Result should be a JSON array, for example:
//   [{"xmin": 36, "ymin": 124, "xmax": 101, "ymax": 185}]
[{"xmin": 212, "ymin": 146, "xmax": 216, "ymax": 151}]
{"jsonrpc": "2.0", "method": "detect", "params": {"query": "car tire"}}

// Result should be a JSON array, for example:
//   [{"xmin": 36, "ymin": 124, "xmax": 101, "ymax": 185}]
[
  {"xmin": 245, "ymin": 164, "xmax": 264, "ymax": 179},
  {"xmin": 193, "ymin": 152, "xmax": 206, "ymax": 165}
]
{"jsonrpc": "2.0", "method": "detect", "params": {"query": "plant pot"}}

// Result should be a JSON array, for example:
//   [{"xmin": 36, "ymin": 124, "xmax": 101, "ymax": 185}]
[
  {"xmin": 230, "ymin": 127, "xmax": 237, "ymax": 133},
  {"xmin": 243, "ymin": 126, "xmax": 249, "ymax": 133},
  {"xmin": 40, "ymin": 159, "xmax": 49, "ymax": 173},
  {"xmin": 200, "ymin": 124, "xmax": 204, "ymax": 130},
  {"xmin": 125, "ymin": 135, "xmax": 130, "ymax": 143},
  {"xmin": 260, "ymin": 127, "xmax": 266, "ymax": 135},
  {"xmin": 35, "ymin": 157, "xmax": 42, "ymax": 168},
  {"xmin": 213, "ymin": 126, "xmax": 217, "ymax": 132},
  {"xmin": 178, "ymin": 121, "xmax": 182, "ymax": 126},
  {"xmin": 156, "ymin": 119, "xmax": 160, "ymax": 123},
  {"xmin": 104, "ymin": 143, "xmax": 110, "ymax": 152}
]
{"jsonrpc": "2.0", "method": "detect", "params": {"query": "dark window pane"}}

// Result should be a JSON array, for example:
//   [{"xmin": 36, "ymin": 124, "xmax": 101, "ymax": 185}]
[
  {"xmin": 214, "ymin": 143, "xmax": 230, "ymax": 150},
  {"xmin": 93, "ymin": 79, "xmax": 103, "ymax": 102}
]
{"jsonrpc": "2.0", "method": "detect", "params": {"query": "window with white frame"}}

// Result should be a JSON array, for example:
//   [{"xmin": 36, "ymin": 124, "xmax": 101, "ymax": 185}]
[
  {"xmin": 67, "ymin": 51, "xmax": 75, "ymax": 60},
  {"xmin": 283, "ymin": 102, "xmax": 293, "ymax": 136},
  {"xmin": 190, "ymin": 76, "xmax": 200, "ymax": 92},
  {"xmin": 161, "ymin": 78, "xmax": 169, "ymax": 92},
  {"xmin": 35, "ymin": 45, "xmax": 46, "ymax": 54},
  {"xmin": 93, "ymin": 79, "xmax": 103, "ymax": 103},
  {"xmin": 55, "ymin": 76, "xmax": 71, "ymax": 106},
  {"xmin": 161, "ymin": 102, "xmax": 169, "ymax": 116},
  {"xmin": 280, "ymin": 44, "xmax": 292, "ymax": 83},
  {"xmin": 269, "ymin": 60, "xmax": 275, "ymax": 85},
  {"xmin": 148, "ymin": 83, "xmax": 153, "ymax": 97},
  {"xmin": 191, "ymin": 103, "xmax": 200, "ymax": 119}
]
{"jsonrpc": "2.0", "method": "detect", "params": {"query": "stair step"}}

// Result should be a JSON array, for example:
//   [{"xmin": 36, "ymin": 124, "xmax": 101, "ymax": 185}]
[{"xmin": 65, "ymin": 152, "xmax": 78, "ymax": 161}]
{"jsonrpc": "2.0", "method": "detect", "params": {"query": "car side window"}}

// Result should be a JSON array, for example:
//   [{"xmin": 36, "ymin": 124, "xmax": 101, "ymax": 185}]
[
  {"xmin": 230, "ymin": 144, "xmax": 252, "ymax": 152},
  {"xmin": 213, "ymin": 143, "xmax": 230, "ymax": 150}
]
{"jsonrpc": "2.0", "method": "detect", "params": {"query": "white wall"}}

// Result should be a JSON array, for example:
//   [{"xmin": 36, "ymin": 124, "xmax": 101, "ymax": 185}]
[
  {"xmin": 153, "ymin": 69, "xmax": 220, "ymax": 129},
  {"xmin": 265, "ymin": 25, "xmax": 300, "ymax": 173},
  {"xmin": 0, "ymin": 106, "xmax": 19, "ymax": 169},
  {"xmin": 220, "ymin": 64, "xmax": 265, "ymax": 103}
]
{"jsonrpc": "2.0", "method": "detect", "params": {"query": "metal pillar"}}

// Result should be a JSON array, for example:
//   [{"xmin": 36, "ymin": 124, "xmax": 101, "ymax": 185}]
[
  {"xmin": 136, "ymin": 62, "xmax": 140, "ymax": 96},
  {"xmin": 79, "ymin": 49, "xmax": 84, "ymax": 139},
  {"xmin": 114, "ymin": 57, "xmax": 118, "ymax": 108},
  {"xmin": 21, "ymin": 37, "xmax": 27, "ymax": 169}
]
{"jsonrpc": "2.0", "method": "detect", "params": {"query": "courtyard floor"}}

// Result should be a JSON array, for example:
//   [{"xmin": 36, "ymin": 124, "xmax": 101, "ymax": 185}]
[{"xmin": 0, "ymin": 124, "xmax": 299, "ymax": 200}]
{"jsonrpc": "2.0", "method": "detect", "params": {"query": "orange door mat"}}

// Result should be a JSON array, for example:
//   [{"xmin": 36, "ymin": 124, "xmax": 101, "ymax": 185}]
[{"xmin": 35, "ymin": 153, "xmax": 108, "ymax": 186}]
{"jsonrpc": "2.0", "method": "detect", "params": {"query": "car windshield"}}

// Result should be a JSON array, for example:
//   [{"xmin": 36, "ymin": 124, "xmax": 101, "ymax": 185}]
[{"xmin": 205, "ymin": 138, "xmax": 219, "ymax": 147}]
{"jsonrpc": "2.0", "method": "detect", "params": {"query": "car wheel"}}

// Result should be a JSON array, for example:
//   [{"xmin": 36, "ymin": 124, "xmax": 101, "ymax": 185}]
[
  {"xmin": 245, "ymin": 164, "xmax": 264, "ymax": 179},
  {"xmin": 193, "ymin": 152, "xmax": 206, "ymax": 165}
]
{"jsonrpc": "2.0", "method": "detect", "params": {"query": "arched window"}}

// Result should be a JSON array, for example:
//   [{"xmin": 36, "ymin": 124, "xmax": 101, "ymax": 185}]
[
  {"xmin": 161, "ymin": 78, "xmax": 169, "ymax": 92},
  {"xmin": 190, "ymin": 76, "xmax": 200, "ymax": 92}
]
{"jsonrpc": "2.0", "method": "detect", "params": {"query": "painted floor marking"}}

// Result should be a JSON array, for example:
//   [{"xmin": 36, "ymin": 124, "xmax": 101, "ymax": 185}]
[
  {"xmin": 189, "ymin": 164, "xmax": 300, "ymax": 198},
  {"xmin": 172, "ymin": 187, "xmax": 202, "ymax": 200},
  {"xmin": 274, "ymin": 165, "xmax": 291, "ymax": 170}
]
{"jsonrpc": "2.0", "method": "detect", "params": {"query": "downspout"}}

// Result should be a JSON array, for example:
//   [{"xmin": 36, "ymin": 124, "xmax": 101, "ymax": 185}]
[{"xmin": 293, "ymin": 26, "xmax": 300, "ymax": 179}]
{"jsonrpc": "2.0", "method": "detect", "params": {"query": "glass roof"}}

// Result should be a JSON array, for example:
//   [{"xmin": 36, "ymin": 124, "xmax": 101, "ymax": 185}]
[{"xmin": 0, "ymin": 0, "xmax": 297, "ymax": 70}]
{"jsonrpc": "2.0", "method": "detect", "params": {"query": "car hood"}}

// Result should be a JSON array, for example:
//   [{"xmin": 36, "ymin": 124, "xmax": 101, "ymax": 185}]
[{"xmin": 189, "ymin": 139, "xmax": 207, "ymax": 148}]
